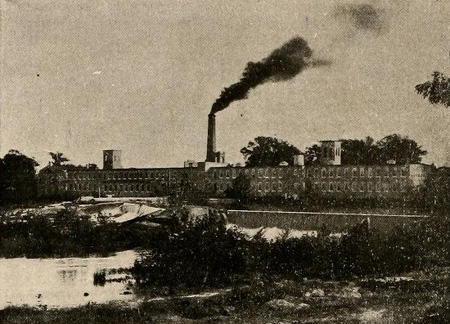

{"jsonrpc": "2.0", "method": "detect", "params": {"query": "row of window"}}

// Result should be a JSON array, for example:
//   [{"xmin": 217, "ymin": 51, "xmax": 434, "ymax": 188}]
[
  {"xmin": 244, "ymin": 168, "xmax": 303, "ymax": 179},
  {"xmin": 68, "ymin": 171, "xmax": 194, "ymax": 181},
  {"xmin": 306, "ymin": 166, "xmax": 408, "ymax": 179},
  {"xmin": 67, "ymin": 166, "xmax": 409, "ymax": 182},
  {"xmin": 313, "ymin": 181, "xmax": 406, "ymax": 193},
  {"xmin": 69, "ymin": 181, "xmax": 190, "ymax": 192}
]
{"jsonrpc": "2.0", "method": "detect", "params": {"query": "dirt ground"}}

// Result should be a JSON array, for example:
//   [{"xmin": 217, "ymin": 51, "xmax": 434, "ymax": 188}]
[{"xmin": 2, "ymin": 268, "xmax": 448, "ymax": 324}]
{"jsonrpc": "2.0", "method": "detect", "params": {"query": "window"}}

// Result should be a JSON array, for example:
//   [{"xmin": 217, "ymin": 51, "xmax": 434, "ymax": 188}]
[
  {"xmin": 376, "ymin": 183, "xmax": 381, "ymax": 192},
  {"xmin": 328, "ymin": 169, "xmax": 334, "ymax": 178},
  {"xmin": 258, "ymin": 183, "xmax": 262, "ymax": 191},
  {"xmin": 351, "ymin": 182, "xmax": 357, "ymax": 192},
  {"xmin": 329, "ymin": 182, "xmax": 334, "ymax": 192},
  {"xmin": 375, "ymin": 168, "xmax": 381, "ymax": 177},
  {"xmin": 368, "ymin": 167, "xmax": 373, "ymax": 177},
  {"xmin": 321, "ymin": 168, "xmax": 327, "ymax": 177},
  {"xmin": 359, "ymin": 182, "xmax": 365, "ymax": 192},
  {"xmin": 352, "ymin": 168, "xmax": 358, "ymax": 178},
  {"xmin": 344, "ymin": 182, "xmax": 350, "ymax": 191},
  {"xmin": 360, "ymin": 168, "xmax": 365, "ymax": 177},
  {"xmin": 336, "ymin": 168, "xmax": 342, "ymax": 178}
]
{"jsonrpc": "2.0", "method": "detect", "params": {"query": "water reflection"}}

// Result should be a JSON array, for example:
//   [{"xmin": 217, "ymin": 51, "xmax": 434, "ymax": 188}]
[
  {"xmin": 57, "ymin": 269, "xmax": 78, "ymax": 281},
  {"xmin": 0, "ymin": 250, "xmax": 137, "ymax": 309}
]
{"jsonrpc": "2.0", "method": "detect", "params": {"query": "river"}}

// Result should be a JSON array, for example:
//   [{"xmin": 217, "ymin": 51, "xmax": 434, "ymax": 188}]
[{"xmin": 0, "ymin": 250, "xmax": 138, "ymax": 309}]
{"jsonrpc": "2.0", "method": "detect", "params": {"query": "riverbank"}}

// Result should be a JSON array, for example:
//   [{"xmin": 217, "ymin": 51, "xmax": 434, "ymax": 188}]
[{"xmin": 2, "ymin": 270, "xmax": 448, "ymax": 324}]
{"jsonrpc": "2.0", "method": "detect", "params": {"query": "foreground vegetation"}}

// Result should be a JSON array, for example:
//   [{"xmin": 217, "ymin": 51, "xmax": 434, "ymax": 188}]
[
  {"xmin": 1, "ymin": 208, "xmax": 448, "ymax": 323},
  {"xmin": 0, "ymin": 209, "xmax": 159, "ymax": 258},
  {"xmin": 132, "ymin": 211, "xmax": 449, "ymax": 292},
  {"xmin": 1, "ymin": 272, "xmax": 448, "ymax": 324}
]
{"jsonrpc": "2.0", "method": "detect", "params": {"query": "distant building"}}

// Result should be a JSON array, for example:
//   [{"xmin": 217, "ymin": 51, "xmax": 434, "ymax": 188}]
[
  {"xmin": 103, "ymin": 150, "xmax": 122, "ymax": 170},
  {"xmin": 319, "ymin": 140, "xmax": 342, "ymax": 165},
  {"xmin": 38, "ymin": 143, "xmax": 433, "ymax": 200}
]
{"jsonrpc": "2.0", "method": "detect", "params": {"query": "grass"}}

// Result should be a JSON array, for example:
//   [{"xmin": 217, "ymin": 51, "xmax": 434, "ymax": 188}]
[{"xmin": 1, "ymin": 274, "xmax": 447, "ymax": 324}]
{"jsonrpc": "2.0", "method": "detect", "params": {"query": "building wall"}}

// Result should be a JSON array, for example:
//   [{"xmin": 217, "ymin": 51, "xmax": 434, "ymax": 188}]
[{"xmin": 38, "ymin": 163, "xmax": 432, "ymax": 200}]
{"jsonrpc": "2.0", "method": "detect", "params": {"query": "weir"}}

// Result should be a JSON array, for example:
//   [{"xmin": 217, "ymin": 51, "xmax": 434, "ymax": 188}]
[{"xmin": 226, "ymin": 209, "xmax": 429, "ymax": 234}]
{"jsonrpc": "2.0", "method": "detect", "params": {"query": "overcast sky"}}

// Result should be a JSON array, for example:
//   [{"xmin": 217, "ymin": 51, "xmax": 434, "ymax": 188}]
[{"xmin": 1, "ymin": 0, "xmax": 450, "ymax": 168}]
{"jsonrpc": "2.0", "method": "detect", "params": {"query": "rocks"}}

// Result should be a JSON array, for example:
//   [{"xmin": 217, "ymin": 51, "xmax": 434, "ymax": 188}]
[
  {"xmin": 338, "ymin": 287, "xmax": 362, "ymax": 299},
  {"xmin": 221, "ymin": 305, "xmax": 235, "ymax": 316},
  {"xmin": 305, "ymin": 288, "xmax": 325, "ymax": 297},
  {"xmin": 266, "ymin": 299, "xmax": 310, "ymax": 312}
]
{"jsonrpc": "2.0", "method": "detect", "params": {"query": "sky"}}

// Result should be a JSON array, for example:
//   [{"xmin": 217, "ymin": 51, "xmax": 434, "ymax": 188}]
[{"xmin": 1, "ymin": 0, "xmax": 450, "ymax": 168}]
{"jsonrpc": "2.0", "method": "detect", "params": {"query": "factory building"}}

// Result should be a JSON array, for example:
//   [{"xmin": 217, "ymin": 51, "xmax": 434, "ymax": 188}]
[
  {"xmin": 37, "ymin": 114, "xmax": 432, "ymax": 199},
  {"xmin": 38, "ymin": 146, "xmax": 431, "ymax": 200}
]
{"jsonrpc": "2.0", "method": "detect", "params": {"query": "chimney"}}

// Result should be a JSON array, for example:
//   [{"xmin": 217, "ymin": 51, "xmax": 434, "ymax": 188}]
[{"xmin": 206, "ymin": 113, "xmax": 216, "ymax": 162}]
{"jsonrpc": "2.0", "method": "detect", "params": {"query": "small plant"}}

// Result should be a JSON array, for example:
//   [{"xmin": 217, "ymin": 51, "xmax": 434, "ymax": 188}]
[{"xmin": 93, "ymin": 270, "xmax": 106, "ymax": 286}]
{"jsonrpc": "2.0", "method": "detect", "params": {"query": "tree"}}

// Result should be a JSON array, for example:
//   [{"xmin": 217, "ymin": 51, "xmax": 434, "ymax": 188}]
[
  {"xmin": 0, "ymin": 150, "xmax": 39, "ymax": 205},
  {"xmin": 225, "ymin": 173, "xmax": 251, "ymax": 199},
  {"xmin": 341, "ymin": 136, "xmax": 377, "ymax": 165},
  {"xmin": 304, "ymin": 144, "xmax": 321, "ymax": 165},
  {"xmin": 49, "ymin": 151, "xmax": 70, "ymax": 166},
  {"xmin": 416, "ymin": 71, "xmax": 450, "ymax": 107},
  {"xmin": 240, "ymin": 136, "xmax": 301, "ymax": 167},
  {"xmin": 375, "ymin": 134, "xmax": 427, "ymax": 164},
  {"xmin": 305, "ymin": 134, "xmax": 426, "ymax": 166}
]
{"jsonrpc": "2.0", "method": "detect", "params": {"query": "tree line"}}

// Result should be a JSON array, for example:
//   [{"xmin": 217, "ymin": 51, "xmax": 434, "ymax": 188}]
[
  {"xmin": 240, "ymin": 133, "xmax": 427, "ymax": 167},
  {"xmin": 0, "ymin": 151, "xmax": 96, "ymax": 206}
]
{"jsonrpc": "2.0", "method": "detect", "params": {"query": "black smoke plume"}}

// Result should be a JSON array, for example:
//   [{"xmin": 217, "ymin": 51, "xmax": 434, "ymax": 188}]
[
  {"xmin": 211, "ymin": 37, "xmax": 326, "ymax": 115},
  {"xmin": 334, "ymin": 3, "xmax": 387, "ymax": 34}
]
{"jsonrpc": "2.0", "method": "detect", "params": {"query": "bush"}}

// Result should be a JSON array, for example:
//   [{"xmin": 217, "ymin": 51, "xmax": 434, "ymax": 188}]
[
  {"xmin": 132, "ymin": 211, "xmax": 450, "ymax": 291},
  {"xmin": 132, "ymin": 209, "xmax": 249, "ymax": 291},
  {"xmin": 0, "ymin": 208, "xmax": 160, "ymax": 258}
]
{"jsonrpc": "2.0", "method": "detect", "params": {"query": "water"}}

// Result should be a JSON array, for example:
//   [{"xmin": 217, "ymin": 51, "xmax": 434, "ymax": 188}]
[{"xmin": 0, "ymin": 250, "xmax": 138, "ymax": 309}]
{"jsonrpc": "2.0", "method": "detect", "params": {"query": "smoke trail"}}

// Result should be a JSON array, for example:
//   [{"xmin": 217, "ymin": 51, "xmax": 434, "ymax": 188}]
[
  {"xmin": 211, "ymin": 37, "xmax": 328, "ymax": 114},
  {"xmin": 334, "ymin": 3, "xmax": 387, "ymax": 34}
]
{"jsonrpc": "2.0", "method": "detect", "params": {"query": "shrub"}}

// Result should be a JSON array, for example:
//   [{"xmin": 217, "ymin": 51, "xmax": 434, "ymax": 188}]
[
  {"xmin": 132, "ymin": 209, "xmax": 249, "ymax": 291},
  {"xmin": 132, "ymin": 211, "xmax": 450, "ymax": 291}
]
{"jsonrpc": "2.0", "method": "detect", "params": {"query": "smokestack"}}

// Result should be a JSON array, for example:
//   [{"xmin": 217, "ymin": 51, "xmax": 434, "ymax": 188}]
[{"xmin": 206, "ymin": 113, "xmax": 216, "ymax": 162}]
